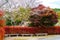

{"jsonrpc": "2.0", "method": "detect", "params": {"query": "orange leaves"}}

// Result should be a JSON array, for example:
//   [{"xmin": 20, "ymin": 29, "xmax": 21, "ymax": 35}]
[
  {"xmin": 0, "ymin": 20, "xmax": 5, "ymax": 27},
  {"xmin": 0, "ymin": 28, "xmax": 5, "ymax": 40}
]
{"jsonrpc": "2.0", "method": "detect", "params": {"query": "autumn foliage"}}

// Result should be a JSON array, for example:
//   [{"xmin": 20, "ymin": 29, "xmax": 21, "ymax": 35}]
[
  {"xmin": 3, "ymin": 26, "xmax": 60, "ymax": 34},
  {"xmin": 0, "ymin": 10, "xmax": 5, "ymax": 27},
  {"xmin": 0, "ymin": 10, "xmax": 4, "ymax": 17},
  {"xmin": 29, "ymin": 4, "xmax": 58, "ymax": 27},
  {"xmin": 0, "ymin": 10, "xmax": 5, "ymax": 40}
]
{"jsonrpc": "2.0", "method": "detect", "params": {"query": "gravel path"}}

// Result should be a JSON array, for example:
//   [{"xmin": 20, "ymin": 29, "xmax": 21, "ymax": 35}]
[{"xmin": 4, "ymin": 35, "xmax": 60, "ymax": 40}]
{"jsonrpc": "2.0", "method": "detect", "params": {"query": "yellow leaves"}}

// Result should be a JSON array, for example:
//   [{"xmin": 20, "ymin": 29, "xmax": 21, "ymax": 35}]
[
  {"xmin": 18, "ymin": 7, "xmax": 31, "ymax": 21},
  {"xmin": 57, "ymin": 11, "xmax": 60, "ymax": 19}
]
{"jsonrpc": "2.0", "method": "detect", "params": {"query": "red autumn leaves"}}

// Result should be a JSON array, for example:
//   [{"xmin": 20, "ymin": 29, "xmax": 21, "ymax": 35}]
[
  {"xmin": 0, "ymin": 10, "xmax": 5, "ymax": 27},
  {"xmin": 0, "ymin": 10, "xmax": 5, "ymax": 40},
  {"xmin": 29, "ymin": 4, "xmax": 58, "ymax": 27},
  {"xmin": 4, "ymin": 26, "xmax": 60, "ymax": 34},
  {"xmin": 0, "ymin": 27, "xmax": 5, "ymax": 40},
  {"xmin": 4, "ymin": 26, "xmax": 40, "ymax": 34}
]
